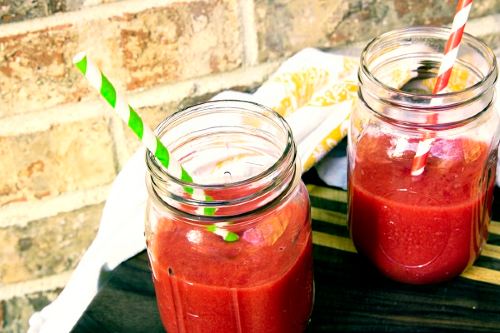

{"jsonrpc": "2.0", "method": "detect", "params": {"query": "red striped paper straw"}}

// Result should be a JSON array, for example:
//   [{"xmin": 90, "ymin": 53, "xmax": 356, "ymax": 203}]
[{"xmin": 410, "ymin": 0, "xmax": 473, "ymax": 177}]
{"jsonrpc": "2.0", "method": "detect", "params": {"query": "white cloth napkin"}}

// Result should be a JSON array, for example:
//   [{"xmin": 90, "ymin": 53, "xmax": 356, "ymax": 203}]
[{"xmin": 28, "ymin": 147, "xmax": 148, "ymax": 333}]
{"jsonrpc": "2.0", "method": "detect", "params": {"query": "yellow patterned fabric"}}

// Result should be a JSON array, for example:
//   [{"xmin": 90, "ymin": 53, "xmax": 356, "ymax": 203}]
[
  {"xmin": 422, "ymin": 66, "xmax": 473, "ymax": 92},
  {"xmin": 253, "ymin": 49, "xmax": 359, "ymax": 172}
]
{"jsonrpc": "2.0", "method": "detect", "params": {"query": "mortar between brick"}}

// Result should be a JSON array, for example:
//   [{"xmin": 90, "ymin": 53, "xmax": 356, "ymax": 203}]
[
  {"xmin": 127, "ymin": 60, "xmax": 282, "ymax": 107},
  {"xmin": 108, "ymin": 116, "xmax": 131, "ymax": 172},
  {"xmin": 238, "ymin": 0, "xmax": 259, "ymax": 66},
  {"xmin": 0, "ymin": 271, "xmax": 71, "ymax": 300},
  {"xmin": 1, "ymin": 2, "xmax": 498, "ymax": 40},
  {"xmin": 0, "ymin": 100, "xmax": 108, "ymax": 136},
  {"xmin": 0, "ymin": 185, "xmax": 110, "ymax": 228},
  {"xmin": 0, "ymin": 0, "xmax": 198, "ymax": 38}
]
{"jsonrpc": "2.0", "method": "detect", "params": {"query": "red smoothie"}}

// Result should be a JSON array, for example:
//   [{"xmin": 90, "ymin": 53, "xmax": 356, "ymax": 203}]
[
  {"xmin": 349, "ymin": 134, "xmax": 494, "ymax": 284},
  {"xmin": 148, "ymin": 184, "xmax": 313, "ymax": 333}
]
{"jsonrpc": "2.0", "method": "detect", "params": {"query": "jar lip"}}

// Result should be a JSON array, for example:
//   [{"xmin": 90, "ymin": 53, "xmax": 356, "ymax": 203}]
[
  {"xmin": 360, "ymin": 26, "xmax": 498, "ymax": 101},
  {"xmin": 146, "ymin": 99, "xmax": 295, "ymax": 191},
  {"xmin": 145, "ymin": 162, "xmax": 301, "ymax": 223}
]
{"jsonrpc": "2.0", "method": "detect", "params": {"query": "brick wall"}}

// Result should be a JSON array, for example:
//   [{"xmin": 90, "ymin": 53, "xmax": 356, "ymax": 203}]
[{"xmin": 1, "ymin": 0, "xmax": 499, "ymax": 331}]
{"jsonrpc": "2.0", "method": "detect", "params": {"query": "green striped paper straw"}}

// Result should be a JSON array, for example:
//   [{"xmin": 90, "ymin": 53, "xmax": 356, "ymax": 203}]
[
  {"xmin": 73, "ymin": 52, "xmax": 238, "ymax": 242},
  {"xmin": 207, "ymin": 223, "xmax": 239, "ymax": 242}
]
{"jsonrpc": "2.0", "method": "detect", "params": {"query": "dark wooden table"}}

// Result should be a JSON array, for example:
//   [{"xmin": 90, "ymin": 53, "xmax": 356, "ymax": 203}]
[{"xmin": 72, "ymin": 169, "xmax": 500, "ymax": 333}]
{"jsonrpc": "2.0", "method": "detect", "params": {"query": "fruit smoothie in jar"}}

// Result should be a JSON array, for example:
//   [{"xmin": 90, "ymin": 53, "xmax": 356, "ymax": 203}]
[
  {"xmin": 145, "ymin": 101, "xmax": 313, "ymax": 332},
  {"xmin": 348, "ymin": 27, "xmax": 499, "ymax": 284}
]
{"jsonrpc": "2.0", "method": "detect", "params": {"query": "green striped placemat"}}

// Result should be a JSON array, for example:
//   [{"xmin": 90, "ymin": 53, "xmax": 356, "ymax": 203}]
[{"xmin": 307, "ymin": 184, "xmax": 500, "ymax": 286}]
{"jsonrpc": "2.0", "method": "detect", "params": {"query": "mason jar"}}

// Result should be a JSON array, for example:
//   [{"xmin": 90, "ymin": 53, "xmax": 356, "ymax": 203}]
[
  {"xmin": 145, "ymin": 100, "xmax": 313, "ymax": 332},
  {"xmin": 348, "ymin": 27, "xmax": 499, "ymax": 284}
]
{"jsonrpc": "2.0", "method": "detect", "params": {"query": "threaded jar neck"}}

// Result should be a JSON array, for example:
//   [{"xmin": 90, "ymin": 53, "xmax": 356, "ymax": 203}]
[
  {"xmin": 145, "ymin": 100, "xmax": 300, "ymax": 220},
  {"xmin": 358, "ymin": 26, "xmax": 497, "ymax": 128}
]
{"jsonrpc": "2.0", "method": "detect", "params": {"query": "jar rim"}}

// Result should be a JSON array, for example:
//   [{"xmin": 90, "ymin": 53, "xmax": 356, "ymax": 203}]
[
  {"xmin": 360, "ymin": 26, "xmax": 498, "ymax": 101},
  {"xmin": 146, "ymin": 99, "xmax": 295, "ymax": 189},
  {"xmin": 145, "ymin": 99, "xmax": 300, "ymax": 219}
]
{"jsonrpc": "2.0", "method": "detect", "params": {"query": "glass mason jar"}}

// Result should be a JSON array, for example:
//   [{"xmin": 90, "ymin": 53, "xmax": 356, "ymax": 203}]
[
  {"xmin": 145, "ymin": 100, "xmax": 313, "ymax": 332},
  {"xmin": 348, "ymin": 27, "xmax": 499, "ymax": 284}
]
